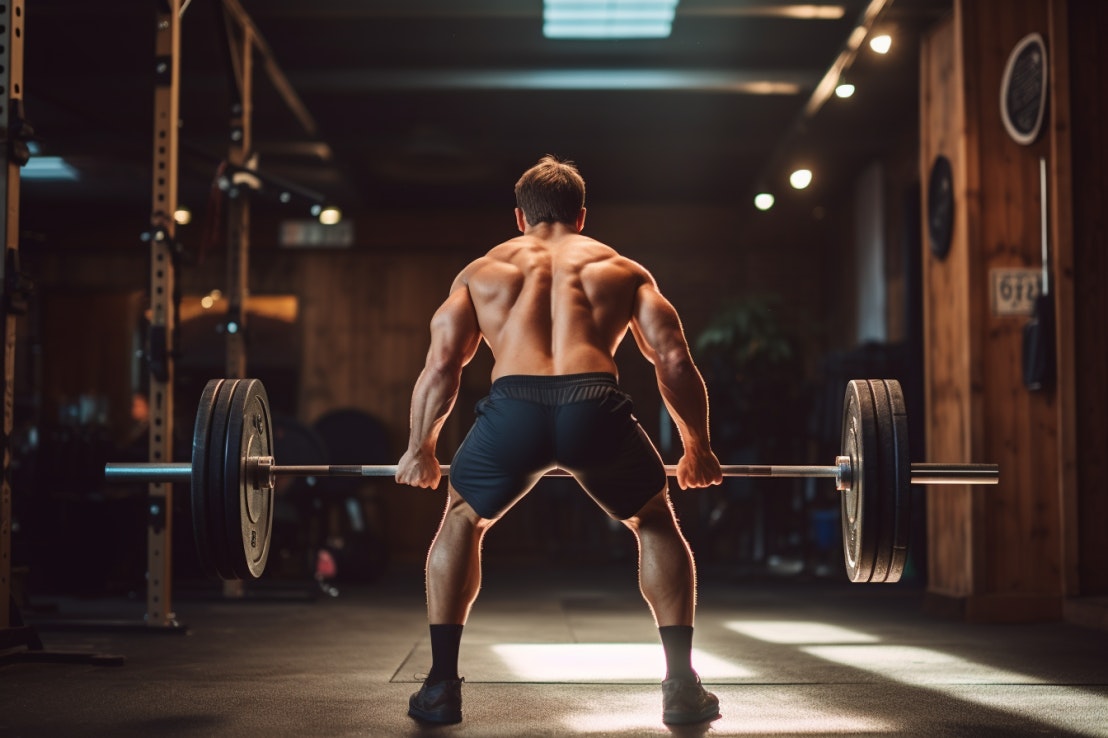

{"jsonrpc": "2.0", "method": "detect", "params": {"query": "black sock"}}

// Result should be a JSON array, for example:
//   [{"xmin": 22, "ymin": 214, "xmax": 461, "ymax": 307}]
[
  {"xmin": 427, "ymin": 624, "xmax": 464, "ymax": 683},
  {"xmin": 658, "ymin": 625, "xmax": 695, "ymax": 680}
]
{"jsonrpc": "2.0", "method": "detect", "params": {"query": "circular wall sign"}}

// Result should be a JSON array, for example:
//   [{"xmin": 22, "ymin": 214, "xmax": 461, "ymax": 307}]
[
  {"xmin": 927, "ymin": 155, "xmax": 954, "ymax": 260},
  {"xmin": 1000, "ymin": 32, "xmax": 1048, "ymax": 145}
]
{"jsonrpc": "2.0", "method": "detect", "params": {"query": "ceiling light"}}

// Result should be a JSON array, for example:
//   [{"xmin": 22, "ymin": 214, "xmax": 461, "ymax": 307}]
[
  {"xmin": 318, "ymin": 206, "xmax": 342, "ymax": 225},
  {"xmin": 22, "ymin": 155, "xmax": 79, "ymax": 181},
  {"xmin": 544, "ymin": 0, "xmax": 679, "ymax": 40},
  {"xmin": 754, "ymin": 193, "xmax": 775, "ymax": 211},
  {"xmin": 869, "ymin": 34, "xmax": 892, "ymax": 54},
  {"xmin": 173, "ymin": 206, "xmax": 192, "ymax": 225},
  {"xmin": 835, "ymin": 82, "xmax": 855, "ymax": 98},
  {"xmin": 790, "ymin": 169, "xmax": 813, "ymax": 190}
]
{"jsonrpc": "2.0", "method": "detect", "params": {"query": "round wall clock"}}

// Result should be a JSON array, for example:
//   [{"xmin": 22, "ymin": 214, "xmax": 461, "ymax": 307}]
[{"xmin": 1000, "ymin": 32, "xmax": 1048, "ymax": 145}]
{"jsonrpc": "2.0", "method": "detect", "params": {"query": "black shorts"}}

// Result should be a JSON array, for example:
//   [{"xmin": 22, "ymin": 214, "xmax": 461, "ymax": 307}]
[{"xmin": 449, "ymin": 373, "xmax": 667, "ymax": 520}]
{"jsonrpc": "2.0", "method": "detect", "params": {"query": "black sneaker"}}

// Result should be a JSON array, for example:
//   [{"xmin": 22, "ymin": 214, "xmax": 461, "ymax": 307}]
[
  {"xmin": 408, "ymin": 677, "xmax": 464, "ymax": 724},
  {"xmin": 661, "ymin": 674, "xmax": 720, "ymax": 725}
]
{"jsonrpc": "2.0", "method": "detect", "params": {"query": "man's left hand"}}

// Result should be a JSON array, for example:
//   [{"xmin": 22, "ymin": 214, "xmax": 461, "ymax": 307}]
[{"xmin": 396, "ymin": 449, "xmax": 443, "ymax": 489}]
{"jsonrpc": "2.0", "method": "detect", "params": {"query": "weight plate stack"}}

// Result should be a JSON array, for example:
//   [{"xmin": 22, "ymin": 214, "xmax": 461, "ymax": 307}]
[{"xmin": 840, "ymin": 379, "xmax": 912, "ymax": 584}]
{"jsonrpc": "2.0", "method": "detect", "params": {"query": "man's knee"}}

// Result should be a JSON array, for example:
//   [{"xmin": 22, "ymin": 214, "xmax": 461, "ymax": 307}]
[
  {"xmin": 443, "ymin": 486, "xmax": 497, "ymax": 531},
  {"xmin": 621, "ymin": 489, "xmax": 676, "ymax": 533}
]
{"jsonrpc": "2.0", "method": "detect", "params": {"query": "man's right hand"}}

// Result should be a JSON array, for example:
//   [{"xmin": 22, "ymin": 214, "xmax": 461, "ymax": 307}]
[
  {"xmin": 396, "ymin": 449, "xmax": 443, "ymax": 489},
  {"xmin": 675, "ymin": 447, "xmax": 723, "ymax": 490}
]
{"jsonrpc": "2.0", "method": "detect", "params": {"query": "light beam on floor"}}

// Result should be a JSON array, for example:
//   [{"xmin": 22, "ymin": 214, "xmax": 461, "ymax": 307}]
[
  {"xmin": 804, "ymin": 644, "xmax": 1108, "ymax": 735},
  {"xmin": 560, "ymin": 690, "xmax": 895, "ymax": 734},
  {"xmin": 490, "ymin": 643, "xmax": 752, "ymax": 682},
  {"xmin": 726, "ymin": 620, "xmax": 880, "ymax": 645}
]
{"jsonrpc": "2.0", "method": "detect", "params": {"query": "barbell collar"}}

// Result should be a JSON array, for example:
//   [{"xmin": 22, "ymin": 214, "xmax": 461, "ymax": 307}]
[
  {"xmin": 909, "ymin": 463, "xmax": 1000, "ymax": 485},
  {"xmin": 105, "ymin": 462, "xmax": 192, "ymax": 484}
]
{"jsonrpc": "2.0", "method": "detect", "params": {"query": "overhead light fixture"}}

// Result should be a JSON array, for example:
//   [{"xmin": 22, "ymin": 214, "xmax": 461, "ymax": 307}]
[
  {"xmin": 200, "ymin": 290, "xmax": 222, "ymax": 310},
  {"xmin": 790, "ymin": 169, "xmax": 813, "ymax": 190},
  {"xmin": 22, "ymin": 155, "xmax": 79, "ymax": 181},
  {"xmin": 543, "ymin": 0, "xmax": 679, "ymax": 40},
  {"xmin": 173, "ymin": 206, "xmax": 192, "ymax": 225},
  {"xmin": 835, "ymin": 82, "xmax": 855, "ymax": 98},
  {"xmin": 869, "ymin": 34, "xmax": 892, "ymax": 54},
  {"xmin": 754, "ymin": 192, "xmax": 775, "ymax": 211},
  {"xmin": 312, "ymin": 204, "xmax": 343, "ymax": 225}
]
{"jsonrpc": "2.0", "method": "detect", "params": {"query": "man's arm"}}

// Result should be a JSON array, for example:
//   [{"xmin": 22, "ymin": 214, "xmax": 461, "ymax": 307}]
[
  {"xmin": 629, "ymin": 279, "xmax": 722, "ymax": 490},
  {"xmin": 396, "ymin": 280, "xmax": 482, "ymax": 489}
]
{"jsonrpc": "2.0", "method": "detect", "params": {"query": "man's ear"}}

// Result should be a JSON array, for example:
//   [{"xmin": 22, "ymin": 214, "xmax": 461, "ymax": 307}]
[
  {"xmin": 576, "ymin": 208, "xmax": 587, "ymax": 232},
  {"xmin": 515, "ymin": 208, "xmax": 527, "ymax": 232}
]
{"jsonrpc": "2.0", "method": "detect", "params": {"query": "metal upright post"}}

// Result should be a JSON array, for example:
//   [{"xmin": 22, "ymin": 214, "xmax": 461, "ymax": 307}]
[
  {"xmin": 0, "ymin": 2, "xmax": 122, "ymax": 662},
  {"xmin": 219, "ymin": 11, "xmax": 255, "ymax": 600},
  {"xmin": 225, "ymin": 19, "xmax": 252, "ymax": 384},
  {"xmin": 146, "ymin": 0, "xmax": 182, "ymax": 628},
  {"xmin": 0, "ymin": 0, "xmax": 25, "ymax": 635}
]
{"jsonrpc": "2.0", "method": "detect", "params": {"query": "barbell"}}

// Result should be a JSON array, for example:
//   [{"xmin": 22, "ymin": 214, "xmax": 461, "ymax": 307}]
[{"xmin": 104, "ymin": 377, "xmax": 998, "ymax": 584}]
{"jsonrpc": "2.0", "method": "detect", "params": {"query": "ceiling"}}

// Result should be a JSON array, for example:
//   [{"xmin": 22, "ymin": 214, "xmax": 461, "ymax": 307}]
[{"xmin": 19, "ymin": 0, "xmax": 951, "ymax": 228}]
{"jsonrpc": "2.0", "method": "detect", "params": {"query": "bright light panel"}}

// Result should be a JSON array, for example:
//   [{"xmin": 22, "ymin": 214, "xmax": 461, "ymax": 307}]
[{"xmin": 544, "ymin": 0, "xmax": 679, "ymax": 39}]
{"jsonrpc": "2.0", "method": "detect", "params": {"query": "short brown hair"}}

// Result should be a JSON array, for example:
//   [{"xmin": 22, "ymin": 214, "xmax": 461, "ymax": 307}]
[{"xmin": 514, "ymin": 155, "xmax": 585, "ymax": 226}]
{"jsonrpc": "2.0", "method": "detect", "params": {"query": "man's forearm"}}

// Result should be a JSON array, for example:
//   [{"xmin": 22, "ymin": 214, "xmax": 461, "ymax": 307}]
[
  {"xmin": 656, "ymin": 351, "xmax": 712, "ymax": 451},
  {"xmin": 407, "ymin": 364, "xmax": 462, "ymax": 454}
]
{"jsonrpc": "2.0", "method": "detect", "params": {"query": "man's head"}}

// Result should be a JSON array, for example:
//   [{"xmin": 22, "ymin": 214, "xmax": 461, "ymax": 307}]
[{"xmin": 514, "ymin": 155, "xmax": 586, "ymax": 227}]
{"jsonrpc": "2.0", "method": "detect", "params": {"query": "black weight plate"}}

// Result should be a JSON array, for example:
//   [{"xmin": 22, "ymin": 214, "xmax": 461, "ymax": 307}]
[
  {"xmin": 223, "ymin": 378, "xmax": 274, "ymax": 579},
  {"xmin": 867, "ymin": 380, "xmax": 898, "ymax": 583},
  {"xmin": 191, "ymin": 379, "xmax": 225, "ymax": 579},
  {"xmin": 841, "ymin": 379, "xmax": 879, "ymax": 582},
  {"xmin": 207, "ymin": 378, "xmax": 241, "ymax": 580},
  {"xmin": 881, "ymin": 379, "xmax": 911, "ymax": 583}
]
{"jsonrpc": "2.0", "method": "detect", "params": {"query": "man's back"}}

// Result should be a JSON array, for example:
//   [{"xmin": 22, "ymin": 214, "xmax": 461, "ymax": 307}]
[{"xmin": 461, "ymin": 223, "xmax": 648, "ymax": 380}]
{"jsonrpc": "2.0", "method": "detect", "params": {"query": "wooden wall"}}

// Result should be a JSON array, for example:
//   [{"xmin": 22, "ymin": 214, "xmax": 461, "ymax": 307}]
[
  {"xmin": 1067, "ymin": 0, "xmax": 1108, "ymax": 596},
  {"xmin": 27, "ymin": 199, "xmax": 841, "ymax": 561},
  {"xmin": 918, "ymin": 0, "xmax": 1101, "ymax": 622}
]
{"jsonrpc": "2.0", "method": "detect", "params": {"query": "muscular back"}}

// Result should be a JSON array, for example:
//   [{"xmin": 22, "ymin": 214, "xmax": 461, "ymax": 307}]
[{"xmin": 459, "ymin": 228, "xmax": 650, "ymax": 379}]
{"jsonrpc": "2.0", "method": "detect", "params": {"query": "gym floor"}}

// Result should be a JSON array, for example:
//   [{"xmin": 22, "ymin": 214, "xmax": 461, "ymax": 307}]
[{"xmin": 4, "ymin": 561, "xmax": 1108, "ymax": 738}]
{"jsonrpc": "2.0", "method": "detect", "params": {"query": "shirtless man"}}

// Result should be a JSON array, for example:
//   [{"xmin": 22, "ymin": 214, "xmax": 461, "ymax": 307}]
[{"xmin": 396, "ymin": 155, "xmax": 723, "ymax": 726}]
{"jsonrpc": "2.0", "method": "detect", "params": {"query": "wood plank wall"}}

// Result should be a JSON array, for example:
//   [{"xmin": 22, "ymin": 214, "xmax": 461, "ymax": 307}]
[
  {"xmin": 28, "ymin": 200, "xmax": 838, "ymax": 561},
  {"xmin": 1067, "ymin": 0, "xmax": 1108, "ymax": 596},
  {"xmin": 920, "ymin": 15, "xmax": 975, "ymax": 600},
  {"xmin": 919, "ymin": 0, "xmax": 1093, "ymax": 621}
]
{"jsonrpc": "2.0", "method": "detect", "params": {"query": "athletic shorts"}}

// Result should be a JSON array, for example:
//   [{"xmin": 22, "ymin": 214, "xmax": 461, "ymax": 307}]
[{"xmin": 449, "ymin": 373, "xmax": 668, "ymax": 521}]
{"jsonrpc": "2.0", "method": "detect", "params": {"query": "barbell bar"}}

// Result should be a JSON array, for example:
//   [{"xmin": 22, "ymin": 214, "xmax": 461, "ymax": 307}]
[
  {"xmin": 102, "ymin": 377, "xmax": 999, "ymax": 584},
  {"xmin": 105, "ymin": 460, "xmax": 998, "ymax": 487}
]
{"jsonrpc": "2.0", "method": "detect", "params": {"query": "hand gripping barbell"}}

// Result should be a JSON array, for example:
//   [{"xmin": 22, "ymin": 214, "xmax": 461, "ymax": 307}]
[{"xmin": 104, "ymin": 378, "xmax": 998, "ymax": 584}]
